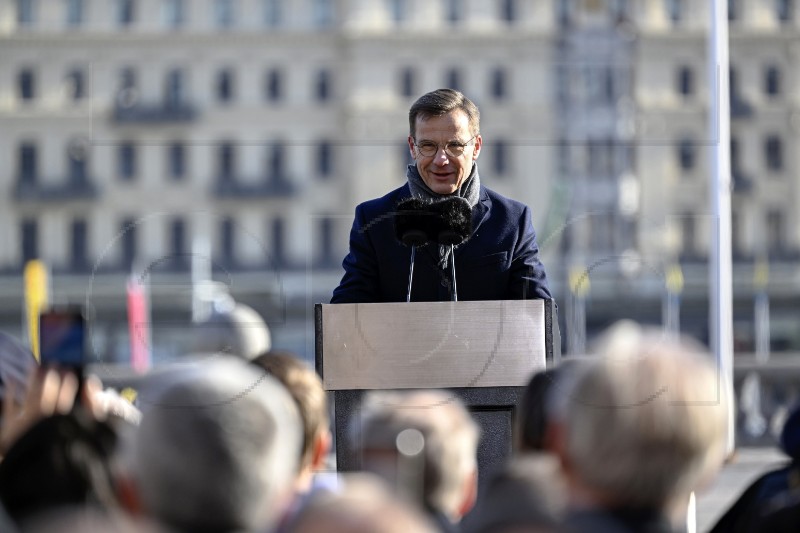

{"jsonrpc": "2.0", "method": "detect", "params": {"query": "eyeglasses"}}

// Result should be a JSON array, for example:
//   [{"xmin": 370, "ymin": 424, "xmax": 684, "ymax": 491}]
[{"xmin": 413, "ymin": 135, "xmax": 477, "ymax": 158}]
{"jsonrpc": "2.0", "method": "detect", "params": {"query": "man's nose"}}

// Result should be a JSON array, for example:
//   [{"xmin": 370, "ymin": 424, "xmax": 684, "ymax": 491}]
[{"xmin": 433, "ymin": 148, "xmax": 450, "ymax": 164}]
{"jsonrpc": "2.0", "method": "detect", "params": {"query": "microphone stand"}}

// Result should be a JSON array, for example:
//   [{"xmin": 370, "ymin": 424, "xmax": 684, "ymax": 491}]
[
  {"xmin": 450, "ymin": 244, "xmax": 457, "ymax": 302},
  {"xmin": 406, "ymin": 246, "xmax": 416, "ymax": 303}
]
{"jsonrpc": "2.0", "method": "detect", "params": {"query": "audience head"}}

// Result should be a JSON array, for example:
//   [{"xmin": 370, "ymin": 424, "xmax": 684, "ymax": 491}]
[
  {"xmin": 355, "ymin": 389, "xmax": 480, "ymax": 523},
  {"xmin": 251, "ymin": 350, "xmax": 331, "ymax": 490},
  {"xmin": 122, "ymin": 357, "xmax": 302, "ymax": 532},
  {"xmin": 515, "ymin": 366, "xmax": 564, "ymax": 453},
  {"xmin": 287, "ymin": 474, "xmax": 438, "ymax": 533},
  {"xmin": 554, "ymin": 321, "xmax": 729, "ymax": 511},
  {"xmin": 191, "ymin": 303, "xmax": 271, "ymax": 360},
  {"xmin": 462, "ymin": 455, "xmax": 565, "ymax": 533},
  {"xmin": 0, "ymin": 412, "xmax": 119, "ymax": 527}
]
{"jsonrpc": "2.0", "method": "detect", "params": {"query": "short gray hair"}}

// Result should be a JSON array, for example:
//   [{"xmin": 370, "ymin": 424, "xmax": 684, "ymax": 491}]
[
  {"xmin": 355, "ymin": 390, "xmax": 480, "ymax": 519},
  {"xmin": 129, "ymin": 357, "xmax": 302, "ymax": 532},
  {"xmin": 563, "ymin": 321, "xmax": 729, "ymax": 509}
]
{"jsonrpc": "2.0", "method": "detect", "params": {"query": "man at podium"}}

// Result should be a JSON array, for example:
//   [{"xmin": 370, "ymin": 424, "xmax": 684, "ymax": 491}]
[{"xmin": 331, "ymin": 88, "xmax": 552, "ymax": 304}]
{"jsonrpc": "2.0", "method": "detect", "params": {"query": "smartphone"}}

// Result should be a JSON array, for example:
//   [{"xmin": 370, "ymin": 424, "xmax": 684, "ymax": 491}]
[{"xmin": 39, "ymin": 306, "xmax": 87, "ymax": 378}]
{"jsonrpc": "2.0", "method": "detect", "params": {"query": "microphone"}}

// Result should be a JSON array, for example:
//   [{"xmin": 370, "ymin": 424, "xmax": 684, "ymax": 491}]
[
  {"xmin": 394, "ymin": 198, "xmax": 434, "ymax": 247},
  {"xmin": 394, "ymin": 198, "xmax": 434, "ymax": 303},
  {"xmin": 430, "ymin": 196, "xmax": 472, "ymax": 246},
  {"xmin": 393, "ymin": 196, "xmax": 473, "ymax": 302}
]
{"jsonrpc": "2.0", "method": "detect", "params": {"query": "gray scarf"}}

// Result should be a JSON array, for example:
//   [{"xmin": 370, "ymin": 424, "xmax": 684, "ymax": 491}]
[{"xmin": 406, "ymin": 163, "xmax": 480, "ymax": 269}]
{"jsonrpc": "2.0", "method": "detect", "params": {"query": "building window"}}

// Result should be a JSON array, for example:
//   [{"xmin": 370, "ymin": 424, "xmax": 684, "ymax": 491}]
[
  {"xmin": 767, "ymin": 210, "xmax": 786, "ymax": 255},
  {"xmin": 163, "ymin": 0, "xmax": 184, "ymax": 28},
  {"xmin": 118, "ymin": 0, "xmax": 135, "ymax": 27},
  {"xmin": 681, "ymin": 215, "xmax": 696, "ymax": 257},
  {"xmin": 263, "ymin": 0, "xmax": 282, "ymax": 27},
  {"xmin": 265, "ymin": 68, "xmax": 283, "ymax": 102},
  {"xmin": 217, "ymin": 68, "xmax": 234, "ymax": 103},
  {"xmin": 588, "ymin": 139, "xmax": 615, "ymax": 177},
  {"xmin": 267, "ymin": 142, "xmax": 285, "ymax": 178},
  {"xmin": 765, "ymin": 135, "xmax": 783, "ymax": 172},
  {"xmin": 731, "ymin": 210, "xmax": 743, "ymax": 256},
  {"xmin": 220, "ymin": 217, "xmax": 235, "ymax": 266},
  {"xmin": 492, "ymin": 140, "xmax": 509, "ymax": 176},
  {"xmin": 399, "ymin": 67, "xmax": 416, "ymax": 98},
  {"xmin": 312, "ymin": 0, "xmax": 334, "ymax": 27},
  {"xmin": 678, "ymin": 138, "xmax": 695, "ymax": 170},
  {"xmin": 765, "ymin": 65, "xmax": 781, "ymax": 97},
  {"xmin": 219, "ymin": 142, "xmax": 235, "ymax": 180},
  {"xmin": 66, "ymin": 0, "xmax": 83, "ymax": 26},
  {"xmin": 65, "ymin": 69, "xmax": 85, "ymax": 101},
  {"xmin": 170, "ymin": 218, "xmax": 187, "ymax": 264},
  {"xmin": 21, "ymin": 219, "xmax": 38, "ymax": 264},
  {"xmin": 490, "ymin": 68, "xmax": 508, "ymax": 100},
  {"xmin": 168, "ymin": 142, "xmax": 185, "ymax": 180},
  {"xmin": 590, "ymin": 213, "xmax": 615, "ymax": 252},
  {"xmin": 19, "ymin": 142, "xmax": 37, "ymax": 184},
  {"xmin": 777, "ymin": 0, "xmax": 793, "ymax": 22},
  {"xmin": 18, "ymin": 68, "xmax": 35, "ymax": 101},
  {"xmin": 500, "ymin": 0, "xmax": 516, "ymax": 23},
  {"xmin": 215, "ymin": 0, "xmax": 235, "ymax": 28},
  {"xmin": 17, "ymin": 0, "xmax": 34, "ymax": 26},
  {"xmin": 445, "ymin": 0, "xmax": 461, "ymax": 25},
  {"xmin": 70, "ymin": 219, "xmax": 89, "ymax": 270},
  {"xmin": 165, "ymin": 68, "xmax": 185, "ymax": 107},
  {"xmin": 271, "ymin": 217, "xmax": 286, "ymax": 266},
  {"xmin": 388, "ymin": 0, "xmax": 406, "ymax": 23},
  {"xmin": 118, "ymin": 143, "xmax": 137, "ymax": 180},
  {"xmin": 117, "ymin": 67, "xmax": 137, "ymax": 107},
  {"xmin": 677, "ymin": 65, "xmax": 694, "ymax": 96},
  {"xmin": 317, "ymin": 141, "xmax": 333, "ymax": 178},
  {"xmin": 120, "ymin": 217, "xmax": 136, "ymax": 270},
  {"xmin": 318, "ymin": 217, "xmax": 335, "ymax": 266},
  {"xmin": 665, "ymin": 0, "xmax": 684, "ymax": 23},
  {"xmin": 315, "ymin": 69, "xmax": 331, "ymax": 102},
  {"xmin": 446, "ymin": 68, "xmax": 462, "ymax": 92},
  {"xmin": 728, "ymin": 0, "xmax": 738, "ymax": 21},
  {"xmin": 68, "ymin": 139, "xmax": 87, "ymax": 182}
]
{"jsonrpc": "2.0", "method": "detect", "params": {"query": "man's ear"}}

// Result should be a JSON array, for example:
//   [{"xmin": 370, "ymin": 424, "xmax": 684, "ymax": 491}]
[
  {"xmin": 311, "ymin": 429, "xmax": 332, "ymax": 471},
  {"xmin": 457, "ymin": 468, "xmax": 478, "ymax": 519},
  {"xmin": 472, "ymin": 134, "xmax": 482, "ymax": 160},
  {"xmin": 115, "ymin": 474, "xmax": 143, "ymax": 517},
  {"xmin": 407, "ymin": 135, "xmax": 417, "ymax": 161}
]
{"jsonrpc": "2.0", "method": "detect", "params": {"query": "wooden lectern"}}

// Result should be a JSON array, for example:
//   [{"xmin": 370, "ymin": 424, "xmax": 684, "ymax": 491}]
[{"xmin": 315, "ymin": 299, "xmax": 558, "ymax": 480}]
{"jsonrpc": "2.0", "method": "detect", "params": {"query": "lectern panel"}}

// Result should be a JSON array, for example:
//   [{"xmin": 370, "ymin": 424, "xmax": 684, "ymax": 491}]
[{"xmin": 318, "ymin": 300, "xmax": 546, "ymax": 390}]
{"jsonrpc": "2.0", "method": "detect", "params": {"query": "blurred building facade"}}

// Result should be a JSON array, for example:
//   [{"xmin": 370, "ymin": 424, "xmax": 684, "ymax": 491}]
[{"xmin": 0, "ymin": 0, "xmax": 798, "ymax": 359}]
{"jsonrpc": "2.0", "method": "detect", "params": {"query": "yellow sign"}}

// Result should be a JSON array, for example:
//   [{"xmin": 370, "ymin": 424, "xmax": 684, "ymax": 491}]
[
  {"xmin": 754, "ymin": 260, "xmax": 769, "ymax": 290},
  {"xmin": 666, "ymin": 264, "xmax": 684, "ymax": 295},
  {"xmin": 24, "ymin": 260, "xmax": 49, "ymax": 361},
  {"xmin": 569, "ymin": 266, "xmax": 590, "ymax": 297}
]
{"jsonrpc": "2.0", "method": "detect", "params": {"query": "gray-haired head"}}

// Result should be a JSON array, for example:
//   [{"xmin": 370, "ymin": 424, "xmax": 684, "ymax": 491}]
[
  {"xmin": 559, "ymin": 321, "xmax": 729, "ymax": 511},
  {"xmin": 190, "ymin": 303, "xmax": 271, "ymax": 360},
  {"xmin": 354, "ymin": 390, "xmax": 480, "ymax": 522},
  {"xmin": 127, "ymin": 357, "xmax": 301, "ymax": 532}
]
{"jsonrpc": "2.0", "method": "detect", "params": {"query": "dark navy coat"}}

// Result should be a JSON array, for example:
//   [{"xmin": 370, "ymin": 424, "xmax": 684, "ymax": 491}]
[{"xmin": 330, "ymin": 184, "xmax": 552, "ymax": 303}]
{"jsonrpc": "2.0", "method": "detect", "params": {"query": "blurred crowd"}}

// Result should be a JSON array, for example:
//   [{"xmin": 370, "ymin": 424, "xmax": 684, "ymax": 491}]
[{"xmin": 1, "ymin": 313, "xmax": 799, "ymax": 533}]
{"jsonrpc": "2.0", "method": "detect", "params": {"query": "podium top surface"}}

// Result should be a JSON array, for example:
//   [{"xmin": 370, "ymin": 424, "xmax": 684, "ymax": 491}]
[{"xmin": 316, "ymin": 300, "xmax": 549, "ymax": 390}]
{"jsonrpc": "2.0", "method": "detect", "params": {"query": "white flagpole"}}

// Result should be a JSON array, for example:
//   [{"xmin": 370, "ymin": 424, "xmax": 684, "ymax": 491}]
[{"xmin": 708, "ymin": 0, "xmax": 735, "ymax": 454}]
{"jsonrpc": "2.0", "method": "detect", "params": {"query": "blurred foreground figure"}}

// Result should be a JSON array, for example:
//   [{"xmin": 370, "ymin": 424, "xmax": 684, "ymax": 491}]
[
  {"xmin": 354, "ymin": 389, "xmax": 480, "ymax": 532},
  {"xmin": 191, "ymin": 302, "xmax": 271, "ymax": 360},
  {"xmin": 117, "ymin": 357, "xmax": 302, "ymax": 532},
  {"xmin": 552, "ymin": 321, "xmax": 729, "ymax": 533},
  {"xmin": 461, "ymin": 454, "xmax": 565, "ymax": 533},
  {"xmin": 251, "ymin": 351, "xmax": 332, "ymax": 494},
  {"xmin": 286, "ymin": 474, "xmax": 437, "ymax": 533}
]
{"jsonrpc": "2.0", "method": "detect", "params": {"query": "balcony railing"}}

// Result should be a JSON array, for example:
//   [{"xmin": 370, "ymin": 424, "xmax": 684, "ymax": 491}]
[
  {"xmin": 14, "ymin": 177, "xmax": 100, "ymax": 202},
  {"xmin": 213, "ymin": 176, "xmax": 297, "ymax": 199},
  {"xmin": 112, "ymin": 101, "xmax": 198, "ymax": 124}
]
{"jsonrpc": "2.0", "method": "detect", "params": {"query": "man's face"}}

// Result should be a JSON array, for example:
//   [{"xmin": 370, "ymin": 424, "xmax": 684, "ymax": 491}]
[{"xmin": 408, "ymin": 109, "xmax": 482, "ymax": 195}]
